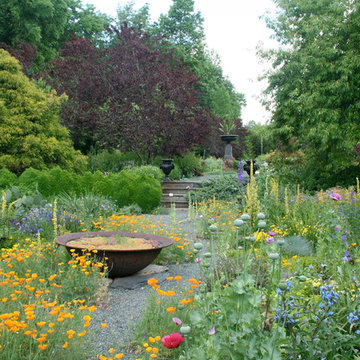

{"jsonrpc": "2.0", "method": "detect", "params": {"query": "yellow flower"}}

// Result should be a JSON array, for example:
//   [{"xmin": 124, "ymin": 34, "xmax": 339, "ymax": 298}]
[
  {"xmin": 38, "ymin": 344, "xmax": 47, "ymax": 350},
  {"xmin": 114, "ymin": 354, "xmax": 124, "ymax": 359},
  {"xmin": 109, "ymin": 348, "xmax": 115, "ymax": 354},
  {"xmin": 62, "ymin": 342, "xmax": 69, "ymax": 349},
  {"xmin": 101, "ymin": 323, "xmax": 108, "ymax": 328}
]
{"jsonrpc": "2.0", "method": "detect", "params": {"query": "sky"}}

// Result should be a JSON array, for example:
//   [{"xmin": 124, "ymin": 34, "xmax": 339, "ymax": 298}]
[{"xmin": 82, "ymin": 0, "xmax": 279, "ymax": 125}]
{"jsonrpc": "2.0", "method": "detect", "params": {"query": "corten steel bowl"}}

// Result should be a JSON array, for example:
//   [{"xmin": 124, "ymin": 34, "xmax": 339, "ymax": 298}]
[{"xmin": 55, "ymin": 231, "xmax": 174, "ymax": 278}]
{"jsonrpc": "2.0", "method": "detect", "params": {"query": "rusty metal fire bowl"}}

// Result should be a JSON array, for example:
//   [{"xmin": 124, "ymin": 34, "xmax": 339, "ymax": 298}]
[{"xmin": 55, "ymin": 231, "xmax": 174, "ymax": 278}]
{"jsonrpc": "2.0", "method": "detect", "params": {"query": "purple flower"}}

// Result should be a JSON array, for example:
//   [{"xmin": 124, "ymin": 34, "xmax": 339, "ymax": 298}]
[
  {"xmin": 266, "ymin": 236, "xmax": 275, "ymax": 244},
  {"xmin": 208, "ymin": 326, "xmax": 215, "ymax": 335},
  {"xmin": 237, "ymin": 161, "xmax": 246, "ymax": 183},
  {"xmin": 268, "ymin": 231, "xmax": 276, "ymax": 236},
  {"xmin": 343, "ymin": 251, "xmax": 352, "ymax": 261},
  {"xmin": 330, "ymin": 192, "xmax": 342, "ymax": 201},
  {"xmin": 172, "ymin": 317, "xmax": 182, "ymax": 326},
  {"xmin": 195, "ymin": 258, "xmax": 203, "ymax": 263}
]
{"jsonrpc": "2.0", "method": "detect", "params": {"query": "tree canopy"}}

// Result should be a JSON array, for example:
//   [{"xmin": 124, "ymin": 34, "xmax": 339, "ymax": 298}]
[
  {"xmin": 0, "ymin": 0, "xmax": 110, "ymax": 65},
  {"xmin": 0, "ymin": 49, "xmax": 86, "ymax": 174},
  {"xmin": 263, "ymin": 0, "xmax": 360, "ymax": 188},
  {"xmin": 45, "ymin": 25, "xmax": 218, "ymax": 159}
]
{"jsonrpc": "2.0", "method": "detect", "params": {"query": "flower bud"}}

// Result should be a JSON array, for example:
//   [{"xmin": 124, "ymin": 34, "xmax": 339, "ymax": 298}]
[
  {"xmin": 234, "ymin": 218, "xmax": 244, "ymax": 227},
  {"xmin": 180, "ymin": 325, "xmax": 191, "ymax": 334},
  {"xmin": 209, "ymin": 224, "xmax": 218, "ymax": 232},
  {"xmin": 240, "ymin": 213, "xmax": 251, "ymax": 221},
  {"xmin": 194, "ymin": 242, "xmax": 203, "ymax": 250},
  {"xmin": 257, "ymin": 221, "xmax": 266, "ymax": 228},
  {"xmin": 257, "ymin": 212, "xmax": 266, "ymax": 220},
  {"xmin": 268, "ymin": 252, "xmax": 279, "ymax": 260}
]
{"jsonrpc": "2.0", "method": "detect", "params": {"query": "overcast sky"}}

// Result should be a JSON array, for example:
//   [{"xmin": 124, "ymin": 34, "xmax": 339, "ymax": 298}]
[{"xmin": 82, "ymin": 0, "xmax": 279, "ymax": 125}]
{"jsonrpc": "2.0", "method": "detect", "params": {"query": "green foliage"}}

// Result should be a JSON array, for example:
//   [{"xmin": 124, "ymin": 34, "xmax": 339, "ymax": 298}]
[
  {"xmin": 265, "ymin": 150, "xmax": 306, "ymax": 186},
  {"xmin": 131, "ymin": 165, "xmax": 164, "ymax": 182},
  {"xmin": 0, "ymin": 50, "xmax": 87, "ymax": 174},
  {"xmin": 174, "ymin": 152, "xmax": 204, "ymax": 178},
  {"xmin": 263, "ymin": 0, "xmax": 360, "ymax": 189},
  {"xmin": 18, "ymin": 167, "xmax": 80, "ymax": 197},
  {"xmin": 17, "ymin": 166, "xmax": 162, "ymax": 213},
  {"xmin": 282, "ymin": 235, "xmax": 315, "ymax": 257},
  {"xmin": 202, "ymin": 156, "xmax": 223, "ymax": 173},
  {"xmin": 244, "ymin": 121, "xmax": 275, "ymax": 158},
  {"xmin": 118, "ymin": 203, "xmax": 143, "ymax": 215},
  {"xmin": 116, "ymin": 1, "xmax": 151, "ymax": 30},
  {"xmin": 95, "ymin": 170, "xmax": 161, "ymax": 213},
  {"xmin": 0, "ymin": 168, "xmax": 17, "ymax": 189},
  {"xmin": 189, "ymin": 175, "xmax": 240, "ymax": 203},
  {"xmin": 157, "ymin": 0, "xmax": 205, "ymax": 54},
  {"xmin": 184, "ymin": 275, "xmax": 282, "ymax": 360},
  {"xmin": 18, "ymin": 168, "xmax": 53, "ymax": 196},
  {"xmin": 0, "ymin": 0, "xmax": 110, "ymax": 65},
  {"xmin": 87, "ymin": 149, "xmax": 141, "ymax": 173}
]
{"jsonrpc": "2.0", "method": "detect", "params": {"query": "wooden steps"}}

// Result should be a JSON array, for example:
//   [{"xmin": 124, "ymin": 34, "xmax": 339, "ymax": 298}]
[{"xmin": 161, "ymin": 181, "xmax": 202, "ymax": 208}]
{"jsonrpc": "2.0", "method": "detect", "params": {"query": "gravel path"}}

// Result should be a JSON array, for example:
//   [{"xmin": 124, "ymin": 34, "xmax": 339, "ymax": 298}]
[{"xmin": 86, "ymin": 209, "xmax": 205, "ymax": 359}]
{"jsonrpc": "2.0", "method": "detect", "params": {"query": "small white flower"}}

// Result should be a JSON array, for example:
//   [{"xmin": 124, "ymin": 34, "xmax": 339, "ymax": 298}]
[{"xmin": 169, "ymin": 193, "xmax": 174, "ymax": 197}]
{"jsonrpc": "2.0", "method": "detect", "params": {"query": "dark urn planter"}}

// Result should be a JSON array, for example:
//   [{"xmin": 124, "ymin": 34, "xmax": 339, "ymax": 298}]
[
  {"xmin": 220, "ymin": 135, "xmax": 238, "ymax": 160},
  {"xmin": 160, "ymin": 159, "xmax": 175, "ymax": 181},
  {"xmin": 243, "ymin": 160, "xmax": 259, "ymax": 176},
  {"xmin": 55, "ymin": 231, "xmax": 174, "ymax": 278}
]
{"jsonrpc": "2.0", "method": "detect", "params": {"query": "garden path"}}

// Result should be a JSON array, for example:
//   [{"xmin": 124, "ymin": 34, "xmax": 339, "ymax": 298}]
[{"xmin": 87, "ymin": 208, "xmax": 204, "ymax": 359}]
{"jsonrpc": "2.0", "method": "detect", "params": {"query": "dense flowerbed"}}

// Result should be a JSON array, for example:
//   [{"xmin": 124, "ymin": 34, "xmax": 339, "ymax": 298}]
[{"xmin": 1, "ymin": 175, "xmax": 360, "ymax": 359}]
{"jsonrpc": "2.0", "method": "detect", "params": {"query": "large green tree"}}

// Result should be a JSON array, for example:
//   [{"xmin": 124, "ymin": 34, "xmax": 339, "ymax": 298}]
[
  {"xmin": 264, "ymin": 0, "xmax": 360, "ymax": 188},
  {"xmin": 0, "ymin": 49, "xmax": 86, "ymax": 174},
  {"xmin": 0, "ymin": 0, "xmax": 110, "ymax": 64}
]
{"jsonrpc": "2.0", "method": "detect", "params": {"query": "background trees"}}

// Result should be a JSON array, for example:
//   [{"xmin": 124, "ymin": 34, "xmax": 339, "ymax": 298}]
[
  {"xmin": 0, "ymin": 49, "xmax": 86, "ymax": 174},
  {"xmin": 263, "ymin": 0, "xmax": 360, "ymax": 189},
  {"xmin": 46, "ymin": 25, "xmax": 217, "ymax": 160},
  {"xmin": 0, "ymin": 0, "xmax": 248, "ymax": 171},
  {"xmin": 0, "ymin": 0, "xmax": 110, "ymax": 67}
]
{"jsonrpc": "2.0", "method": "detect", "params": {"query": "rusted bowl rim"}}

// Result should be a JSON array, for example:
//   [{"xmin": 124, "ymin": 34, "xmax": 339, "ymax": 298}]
[{"xmin": 55, "ymin": 231, "xmax": 174, "ymax": 252}]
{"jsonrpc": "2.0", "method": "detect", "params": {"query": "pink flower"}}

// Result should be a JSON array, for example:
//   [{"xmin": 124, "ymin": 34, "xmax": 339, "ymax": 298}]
[
  {"xmin": 172, "ymin": 317, "xmax": 182, "ymax": 326},
  {"xmin": 208, "ymin": 326, "xmax": 215, "ymax": 335},
  {"xmin": 266, "ymin": 236, "xmax": 275, "ymax": 244},
  {"xmin": 195, "ymin": 258, "xmax": 203, "ymax": 263},
  {"xmin": 330, "ymin": 192, "xmax": 342, "ymax": 201},
  {"xmin": 161, "ymin": 332, "xmax": 185, "ymax": 349},
  {"xmin": 268, "ymin": 231, "xmax": 276, "ymax": 236}
]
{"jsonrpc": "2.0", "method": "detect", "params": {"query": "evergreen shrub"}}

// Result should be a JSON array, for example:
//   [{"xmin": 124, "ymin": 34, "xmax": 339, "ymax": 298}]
[
  {"xmin": 189, "ymin": 175, "xmax": 240, "ymax": 203},
  {"xmin": 15, "ymin": 166, "xmax": 162, "ymax": 213},
  {"xmin": 0, "ymin": 168, "xmax": 17, "ymax": 189},
  {"xmin": 87, "ymin": 150, "xmax": 141, "ymax": 173},
  {"xmin": 174, "ymin": 152, "xmax": 204, "ymax": 178}
]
